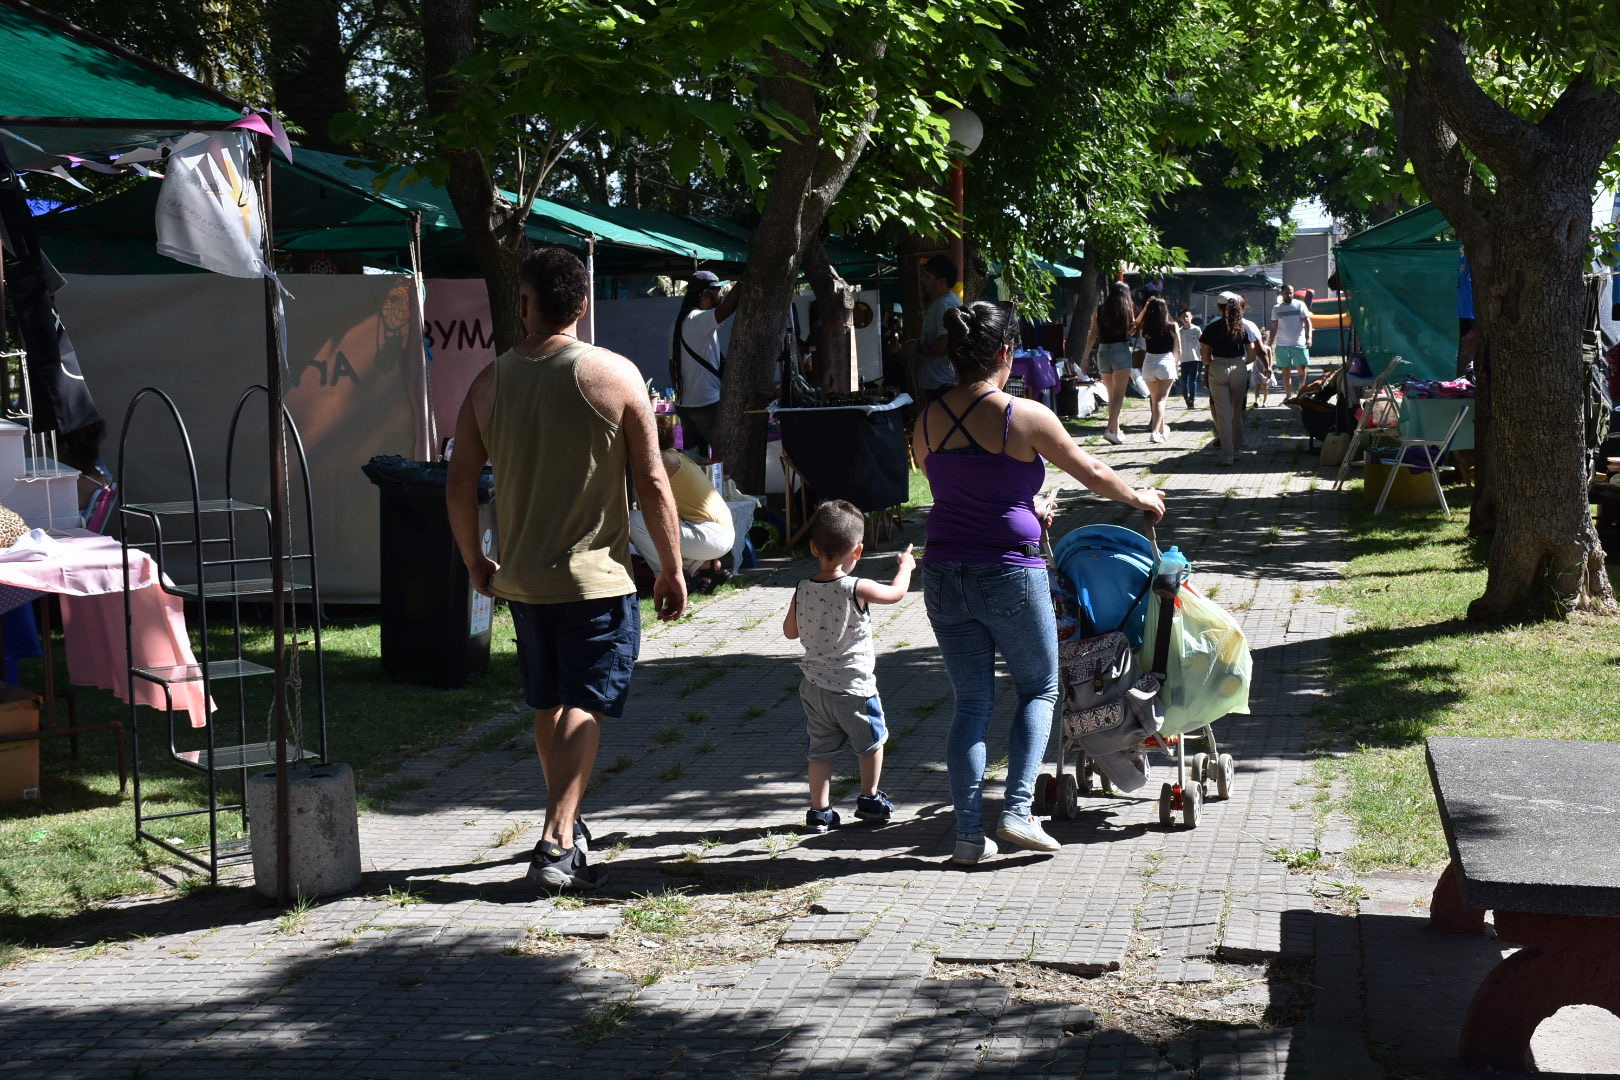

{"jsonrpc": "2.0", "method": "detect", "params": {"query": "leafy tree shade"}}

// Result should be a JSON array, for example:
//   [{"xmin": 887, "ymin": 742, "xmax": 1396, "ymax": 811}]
[
  {"xmin": 1150, "ymin": 142, "xmax": 1314, "ymax": 267},
  {"xmin": 25, "ymin": 0, "xmax": 273, "ymax": 100},
  {"xmin": 964, "ymin": 0, "xmax": 1203, "ymax": 305},
  {"xmin": 355, "ymin": 0, "xmax": 1022, "ymax": 490}
]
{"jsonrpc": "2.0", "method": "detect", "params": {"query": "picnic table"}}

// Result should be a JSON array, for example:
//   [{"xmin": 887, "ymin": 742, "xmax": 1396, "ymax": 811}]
[{"xmin": 1426, "ymin": 736, "xmax": 1620, "ymax": 1069}]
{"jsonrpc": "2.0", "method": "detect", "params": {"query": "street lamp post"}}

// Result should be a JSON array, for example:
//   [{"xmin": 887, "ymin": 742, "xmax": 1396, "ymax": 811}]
[{"xmin": 942, "ymin": 107, "xmax": 983, "ymax": 296}]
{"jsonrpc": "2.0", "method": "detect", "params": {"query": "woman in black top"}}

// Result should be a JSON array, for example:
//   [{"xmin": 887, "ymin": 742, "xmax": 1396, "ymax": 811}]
[
  {"xmin": 1080, "ymin": 281, "xmax": 1136, "ymax": 444},
  {"xmin": 1133, "ymin": 296, "xmax": 1178, "ymax": 442},
  {"xmin": 1198, "ymin": 293, "xmax": 1260, "ymax": 464}
]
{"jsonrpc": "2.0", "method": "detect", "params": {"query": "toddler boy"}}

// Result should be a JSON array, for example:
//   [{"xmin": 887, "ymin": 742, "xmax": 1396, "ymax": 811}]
[
  {"xmin": 1251, "ymin": 341, "xmax": 1276, "ymax": 407},
  {"xmin": 783, "ymin": 500, "xmax": 914, "ymax": 832}
]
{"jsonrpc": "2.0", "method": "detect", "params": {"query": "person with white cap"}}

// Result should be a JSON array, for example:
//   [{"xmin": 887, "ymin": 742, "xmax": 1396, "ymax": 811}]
[
  {"xmin": 1199, "ymin": 292, "xmax": 1262, "ymax": 464},
  {"xmin": 669, "ymin": 270, "xmax": 741, "ymax": 459}
]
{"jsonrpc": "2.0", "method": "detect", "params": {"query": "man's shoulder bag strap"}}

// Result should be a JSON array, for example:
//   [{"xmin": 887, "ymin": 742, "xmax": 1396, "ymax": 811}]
[{"xmin": 681, "ymin": 334, "xmax": 723, "ymax": 380}]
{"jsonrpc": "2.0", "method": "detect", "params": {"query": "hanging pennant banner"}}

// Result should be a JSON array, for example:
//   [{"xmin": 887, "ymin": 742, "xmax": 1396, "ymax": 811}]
[{"xmin": 154, "ymin": 131, "xmax": 268, "ymax": 279}]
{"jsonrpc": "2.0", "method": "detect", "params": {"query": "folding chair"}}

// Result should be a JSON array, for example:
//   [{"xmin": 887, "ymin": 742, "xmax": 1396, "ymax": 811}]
[
  {"xmin": 1334, "ymin": 356, "xmax": 1410, "ymax": 490},
  {"xmin": 1369, "ymin": 404, "xmax": 1470, "ymax": 515}
]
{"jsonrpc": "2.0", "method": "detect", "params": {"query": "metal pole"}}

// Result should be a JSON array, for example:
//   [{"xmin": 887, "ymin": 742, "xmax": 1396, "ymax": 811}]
[
  {"xmin": 949, "ymin": 162, "xmax": 965, "ymax": 297},
  {"xmin": 407, "ymin": 210, "xmax": 432, "ymax": 459},
  {"xmin": 257, "ymin": 134, "xmax": 291, "ymax": 905},
  {"xmin": 583, "ymin": 238, "xmax": 596, "ymax": 344}
]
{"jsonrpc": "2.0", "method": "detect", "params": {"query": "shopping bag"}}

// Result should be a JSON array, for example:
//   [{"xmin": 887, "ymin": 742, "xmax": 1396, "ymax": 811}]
[
  {"xmin": 1319, "ymin": 431, "xmax": 1350, "ymax": 467},
  {"xmin": 1140, "ymin": 583, "xmax": 1251, "ymax": 738}
]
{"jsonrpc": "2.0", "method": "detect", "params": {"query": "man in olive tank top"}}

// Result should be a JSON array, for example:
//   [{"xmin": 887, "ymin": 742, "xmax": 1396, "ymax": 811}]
[{"xmin": 448, "ymin": 246, "xmax": 687, "ymax": 890}]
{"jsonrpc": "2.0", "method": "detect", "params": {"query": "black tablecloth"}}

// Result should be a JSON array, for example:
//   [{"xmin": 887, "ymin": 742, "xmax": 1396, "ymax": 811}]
[{"xmin": 776, "ymin": 405, "xmax": 909, "ymax": 512}]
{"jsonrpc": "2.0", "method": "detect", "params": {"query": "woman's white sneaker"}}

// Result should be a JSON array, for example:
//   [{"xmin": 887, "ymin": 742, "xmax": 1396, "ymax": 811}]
[
  {"xmin": 951, "ymin": 835, "xmax": 999, "ymax": 865},
  {"xmin": 996, "ymin": 813, "xmax": 1061, "ymax": 852}
]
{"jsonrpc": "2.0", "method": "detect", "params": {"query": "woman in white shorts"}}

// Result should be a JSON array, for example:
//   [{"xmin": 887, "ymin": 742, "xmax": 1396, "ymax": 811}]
[{"xmin": 1132, "ymin": 296, "xmax": 1179, "ymax": 442}]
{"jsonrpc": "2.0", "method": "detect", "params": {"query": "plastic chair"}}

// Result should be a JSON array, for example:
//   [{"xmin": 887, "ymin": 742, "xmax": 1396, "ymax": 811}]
[{"xmin": 1369, "ymin": 404, "xmax": 1470, "ymax": 515}]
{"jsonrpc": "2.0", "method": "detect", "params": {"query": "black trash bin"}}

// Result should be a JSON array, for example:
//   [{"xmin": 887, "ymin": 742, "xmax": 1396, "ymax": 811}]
[{"xmin": 362, "ymin": 455, "xmax": 496, "ymax": 688}]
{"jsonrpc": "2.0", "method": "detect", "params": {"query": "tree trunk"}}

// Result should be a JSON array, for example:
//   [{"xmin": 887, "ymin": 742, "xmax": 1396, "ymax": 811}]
[
  {"xmin": 1066, "ymin": 255, "xmax": 1105, "ymax": 365},
  {"xmin": 714, "ymin": 171, "xmax": 811, "ymax": 492},
  {"xmin": 1389, "ymin": 23, "xmax": 1620, "ymax": 620},
  {"xmin": 1464, "ymin": 181, "xmax": 1612, "ymax": 619},
  {"xmin": 714, "ymin": 42, "xmax": 882, "ymax": 493},
  {"xmin": 803, "ymin": 234, "xmax": 856, "ymax": 392},
  {"xmin": 422, "ymin": 0, "xmax": 525, "ymax": 354},
  {"xmin": 266, "ymin": 0, "xmax": 349, "ymax": 153}
]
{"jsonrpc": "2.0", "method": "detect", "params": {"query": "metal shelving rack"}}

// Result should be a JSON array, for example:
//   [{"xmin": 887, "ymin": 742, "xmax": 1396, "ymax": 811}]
[{"xmin": 117, "ymin": 385, "xmax": 327, "ymax": 881}]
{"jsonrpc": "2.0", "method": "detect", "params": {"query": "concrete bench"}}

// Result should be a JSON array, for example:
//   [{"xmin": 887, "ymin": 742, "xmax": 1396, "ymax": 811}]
[{"xmin": 1426, "ymin": 736, "xmax": 1620, "ymax": 1070}]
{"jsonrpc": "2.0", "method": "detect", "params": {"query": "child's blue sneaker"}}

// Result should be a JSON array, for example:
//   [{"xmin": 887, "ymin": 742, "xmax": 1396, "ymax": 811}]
[
  {"xmin": 854, "ymin": 792, "xmax": 895, "ymax": 823},
  {"xmin": 804, "ymin": 807, "xmax": 841, "ymax": 833}
]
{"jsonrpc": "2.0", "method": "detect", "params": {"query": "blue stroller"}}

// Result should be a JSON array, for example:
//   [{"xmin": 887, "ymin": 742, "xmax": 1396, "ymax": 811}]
[{"xmin": 1033, "ymin": 523, "xmax": 1239, "ymax": 829}]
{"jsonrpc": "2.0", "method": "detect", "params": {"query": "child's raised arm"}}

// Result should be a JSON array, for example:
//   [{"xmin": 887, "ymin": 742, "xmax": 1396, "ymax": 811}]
[
  {"xmin": 783, "ymin": 593, "xmax": 799, "ymax": 639},
  {"xmin": 855, "ymin": 545, "xmax": 915, "ymax": 607}
]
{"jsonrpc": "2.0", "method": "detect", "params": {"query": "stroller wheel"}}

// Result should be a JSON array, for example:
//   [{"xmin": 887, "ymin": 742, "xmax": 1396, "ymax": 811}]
[
  {"xmin": 1158, "ymin": 783, "xmax": 1175, "ymax": 829},
  {"xmin": 1033, "ymin": 771, "xmax": 1055, "ymax": 815},
  {"xmin": 1216, "ymin": 754, "xmax": 1235, "ymax": 800},
  {"xmin": 1183, "ymin": 784, "xmax": 1202, "ymax": 829},
  {"xmin": 1058, "ymin": 774, "xmax": 1080, "ymax": 820},
  {"xmin": 1191, "ymin": 752, "xmax": 1209, "ymax": 784}
]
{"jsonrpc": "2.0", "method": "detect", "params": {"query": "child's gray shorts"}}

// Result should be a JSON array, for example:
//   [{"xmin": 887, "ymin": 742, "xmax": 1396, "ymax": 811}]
[{"xmin": 799, "ymin": 678, "xmax": 887, "ymax": 761}]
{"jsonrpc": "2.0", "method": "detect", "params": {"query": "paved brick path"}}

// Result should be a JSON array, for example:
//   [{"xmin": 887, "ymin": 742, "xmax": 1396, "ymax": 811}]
[{"xmin": 0, "ymin": 401, "xmax": 1403, "ymax": 1078}]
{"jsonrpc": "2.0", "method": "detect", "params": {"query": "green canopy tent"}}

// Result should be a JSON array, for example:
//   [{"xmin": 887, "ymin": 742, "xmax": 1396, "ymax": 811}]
[
  {"xmin": 33, "ymin": 149, "xmax": 685, "ymax": 277},
  {"xmin": 1333, "ymin": 203, "xmax": 1461, "ymax": 382},
  {"xmin": 0, "ymin": 0, "xmax": 244, "ymax": 170}
]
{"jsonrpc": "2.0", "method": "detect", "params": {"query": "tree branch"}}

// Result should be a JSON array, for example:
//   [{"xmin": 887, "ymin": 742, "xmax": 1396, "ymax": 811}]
[
  {"xmin": 800, "ymin": 41, "xmax": 887, "ymax": 232},
  {"xmin": 1395, "ymin": 55, "xmax": 1491, "ymax": 238},
  {"xmin": 1414, "ymin": 20, "xmax": 1541, "ymax": 179},
  {"xmin": 1542, "ymin": 73, "xmax": 1620, "ymax": 177}
]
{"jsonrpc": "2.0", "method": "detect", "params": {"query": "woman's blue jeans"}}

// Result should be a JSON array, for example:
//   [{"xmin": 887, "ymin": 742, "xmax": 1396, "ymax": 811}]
[{"xmin": 923, "ymin": 562, "xmax": 1059, "ymax": 841}]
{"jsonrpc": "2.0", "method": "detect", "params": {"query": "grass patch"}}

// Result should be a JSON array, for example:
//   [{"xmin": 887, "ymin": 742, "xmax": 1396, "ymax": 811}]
[
  {"xmin": 380, "ymin": 885, "xmax": 428, "ymax": 907},
  {"xmin": 623, "ymin": 888, "xmax": 697, "ymax": 936},
  {"xmin": 657, "ymin": 762, "xmax": 685, "ymax": 782},
  {"xmin": 1, "ymin": 605, "xmax": 527, "ymax": 940},
  {"xmin": 1268, "ymin": 846, "xmax": 1324, "ymax": 871},
  {"xmin": 275, "ymin": 890, "xmax": 317, "ymax": 935},
  {"xmin": 652, "ymin": 724, "xmax": 684, "ymax": 746},
  {"xmin": 1325, "ymin": 491, "xmax": 1620, "ymax": 871},
  {"xmin": 679, "ymin": 668, "xmax": 723, "ymax": 697},
  {"xmin": 573, "ymin": 995, "xmax": 638, "ymax": 1045}
]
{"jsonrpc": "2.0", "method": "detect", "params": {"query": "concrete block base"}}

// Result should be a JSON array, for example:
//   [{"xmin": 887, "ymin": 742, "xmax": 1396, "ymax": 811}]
[{"xmin": 246, "ymin": 762, "xmax": 362, "ymax": 899}]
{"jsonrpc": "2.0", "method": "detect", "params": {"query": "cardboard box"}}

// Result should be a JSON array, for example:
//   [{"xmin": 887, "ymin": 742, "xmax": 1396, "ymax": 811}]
[
  {"xmin": 1364, "ymin": 459, "xmax": 1439, "ymax": 508},
  {"xmin": 0, "ymin": 686, "xmax": 40, "ymax": 802}
]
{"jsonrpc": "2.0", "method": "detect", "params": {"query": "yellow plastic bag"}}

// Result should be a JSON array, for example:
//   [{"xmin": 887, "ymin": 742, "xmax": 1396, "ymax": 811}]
[{"xmin": 1140, "ymin": 583, "xmax": 1251, "ymax": 738}]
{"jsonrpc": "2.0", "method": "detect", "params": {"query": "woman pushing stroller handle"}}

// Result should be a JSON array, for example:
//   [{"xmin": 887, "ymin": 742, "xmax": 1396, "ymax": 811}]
[{"xmin": 912, "ymin": 299, "xmax": 1163, "ymax": 867}]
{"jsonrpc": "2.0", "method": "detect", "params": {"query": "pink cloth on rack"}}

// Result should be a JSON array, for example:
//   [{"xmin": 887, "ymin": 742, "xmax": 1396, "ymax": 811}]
[{"xmin": 0, "ymin": 530, "xmax": 210, "ymax": 726}]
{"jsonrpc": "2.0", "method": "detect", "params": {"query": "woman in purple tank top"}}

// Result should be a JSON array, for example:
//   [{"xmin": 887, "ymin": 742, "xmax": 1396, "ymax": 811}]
[{"xmin": 914, "ymin": 300, "xmax": 1165, "ymax": 865}]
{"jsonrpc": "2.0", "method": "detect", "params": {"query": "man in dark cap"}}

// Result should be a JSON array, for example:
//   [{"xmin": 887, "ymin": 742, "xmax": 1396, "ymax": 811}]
[
  {"xmin": 669, "ymin": 270, "xmax": 741, "ymax": 459},
  {"xmin": 916, "ymin": 254, "xmax": 962, "ymax": 401}
]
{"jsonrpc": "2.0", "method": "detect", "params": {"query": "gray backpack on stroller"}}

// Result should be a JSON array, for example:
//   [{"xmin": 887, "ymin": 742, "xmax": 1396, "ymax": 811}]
[{"xmin": 1058, "ymin": 582, "xmax": 1169, "ymax": 790}]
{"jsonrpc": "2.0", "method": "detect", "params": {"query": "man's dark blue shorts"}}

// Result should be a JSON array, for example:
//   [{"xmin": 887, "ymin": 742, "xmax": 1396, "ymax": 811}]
[{"xmin": 508, "ymin": 594, "xmax": 640, "ymax": 718}]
